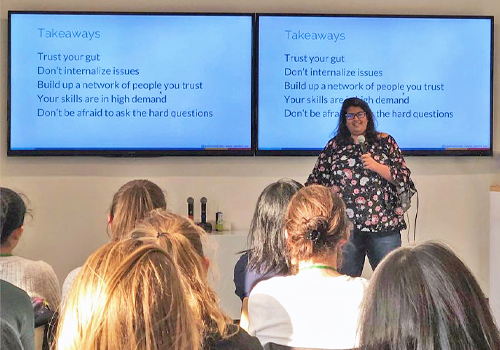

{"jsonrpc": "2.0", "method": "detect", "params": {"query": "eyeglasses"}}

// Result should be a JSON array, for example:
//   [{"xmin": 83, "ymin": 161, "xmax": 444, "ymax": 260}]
[{"xmin": 345, "ymin": 111, "xmax": 366, "ymax": 120}]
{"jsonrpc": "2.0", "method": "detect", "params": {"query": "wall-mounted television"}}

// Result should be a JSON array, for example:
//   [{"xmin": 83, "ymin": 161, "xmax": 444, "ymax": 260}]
[
  {"xmin": 256, "ymin": 14, "xmax": 493, "ymax": 156},
  {"xmin": 8, "ymin": 11, "xmax": 254, "ymax": 156}
]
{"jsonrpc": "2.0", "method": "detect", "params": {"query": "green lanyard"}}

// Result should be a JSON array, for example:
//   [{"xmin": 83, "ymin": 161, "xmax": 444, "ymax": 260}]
[{"xmin": 0, "ymin": 254, "xmax": 13, "ymax": 257}]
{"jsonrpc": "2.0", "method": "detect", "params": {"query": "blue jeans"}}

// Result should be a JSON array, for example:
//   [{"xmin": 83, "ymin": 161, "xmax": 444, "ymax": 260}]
[{"xmin": 339, "ymin": 229, "xmax": 401, "ymax": 277}]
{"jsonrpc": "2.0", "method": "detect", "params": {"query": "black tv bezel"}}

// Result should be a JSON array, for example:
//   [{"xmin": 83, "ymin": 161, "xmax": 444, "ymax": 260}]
[
  {"xmin": 7, "ymin": 11, "xmax": 256, "ymax": 157},
  {"xmin": 255, "ymin": 13, "xmax": 494, "ymax": 157}
]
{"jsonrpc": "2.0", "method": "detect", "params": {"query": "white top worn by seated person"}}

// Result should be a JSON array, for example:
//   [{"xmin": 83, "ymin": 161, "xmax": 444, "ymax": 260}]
[
  {"xmin": 248, "ymin": 270, "xmax": 367, "ymax": 349},
  {"xmin": 0, "ymin": 256, "xmax": 61, "ymax": 309},
  {"xmin": 61, "ymin": 266, "xmax": 81, "ymax": 306}
]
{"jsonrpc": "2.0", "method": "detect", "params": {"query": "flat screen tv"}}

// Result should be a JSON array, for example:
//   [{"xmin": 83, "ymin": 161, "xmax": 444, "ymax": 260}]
[
  {"xmin": 8, "ymin": 11, "xmax": 254, "ymax": 156},
  {"xmin": 257, "ymin": 14, "xmax": 493, "ymax": 156}
]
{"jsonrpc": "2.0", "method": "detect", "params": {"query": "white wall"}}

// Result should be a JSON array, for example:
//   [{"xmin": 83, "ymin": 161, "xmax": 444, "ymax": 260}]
[
  {"xmin": 490, "ymin": 189, "xmax": 500, "ymax": 324},
  {"xmin": 1, "ymin": 0, "xmax": 499, "ymax": 302}
]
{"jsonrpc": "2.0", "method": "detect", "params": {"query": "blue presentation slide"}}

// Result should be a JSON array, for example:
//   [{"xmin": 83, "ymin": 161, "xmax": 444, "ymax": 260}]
[
  {"xmin": 10, "ymin": 13, "xmax": 253, "ymax": 150},
  {"xmin": 258, "ymin": 16, "xmax": 492, "ymax": 151}
]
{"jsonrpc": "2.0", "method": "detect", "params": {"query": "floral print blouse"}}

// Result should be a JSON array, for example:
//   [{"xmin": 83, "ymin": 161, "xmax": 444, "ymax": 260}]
[{"xmin": 306, "ymin": 133, "xmax": 415, "ymax": 233}]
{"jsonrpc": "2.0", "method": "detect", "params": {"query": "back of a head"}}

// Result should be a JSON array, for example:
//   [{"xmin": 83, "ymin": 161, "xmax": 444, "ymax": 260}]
[
  {"xmin": 0, "ymin": 187, "xmax": 27, "ymax": 245},
  {"xmin": 285, "ymin": 185, "xmax": 349, "ymax": 265},
  {"xmin": 359, "ymin": 241, "xmax": 500, "ymax": 350},
  {"xmin": 55, "ymin": 239, "xmax": 200, "ymax": 350},
  {"xmin": 108, "ymin": 179, "xmax": 166, "ymax": 241},
  {"xmin": 130, "ymin": 209, "xmax": 235, "ymax": 341},
  {"xmin": 248, "ymin": 178, "xmax": 304, "ymax": 275}
]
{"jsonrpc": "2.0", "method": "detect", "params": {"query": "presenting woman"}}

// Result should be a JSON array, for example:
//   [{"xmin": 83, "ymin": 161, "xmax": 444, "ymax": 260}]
[{"xmin": 306, "ymin": 97, "xmax": 416, "ymax": 277}]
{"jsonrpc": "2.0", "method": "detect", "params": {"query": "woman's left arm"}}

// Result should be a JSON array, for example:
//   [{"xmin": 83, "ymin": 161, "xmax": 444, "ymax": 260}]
[
  {"xmin": 361, "ymin": 134, "xmax": 413, "ymax": 187},
  {"xmin": 384, "ymin": 134, "xmax": 413, "ymax": 189}
]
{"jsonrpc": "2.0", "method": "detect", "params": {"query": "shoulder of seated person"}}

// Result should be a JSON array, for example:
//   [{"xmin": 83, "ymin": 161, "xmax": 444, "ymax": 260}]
[
  {"xmin": 35, "ymin": 259, "xmax": 56, "ymax": 270},
  {"xmin": 377, "ymin": 132, "xmax": 390, "ymax": 139},
  {"xmin": 250, "ymin": 275, "xmax": 285, "ymax": 293},
  {"xmin": 24, "ymin": 259, "xmax": 58, "ymax": 276},
  {"xmin": 67, "ymin": 266, "xmax": 82, "ymax": 277},
  {"xmin": 339, "ymin": 274, "xmax": 368, "ymax": 284},
  {"xmin": 354, "ymin": 276, "xmax": 369, "ymax": 286},
  {"xmin": 14, "ymin": 257, "xmax": 46, "ymax": 267},
  {"xmin": 63, "ymin": 267, "xmax": 81, "ymax": 285}
]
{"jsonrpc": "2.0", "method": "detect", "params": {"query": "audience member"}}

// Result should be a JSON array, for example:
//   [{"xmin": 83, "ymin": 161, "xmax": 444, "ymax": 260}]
[
  {"xmin": 1, "ymin": 279, "xmax": 35, "ymax": 350},
  {"xmin": 55, "ymin": 238, "xmax": 199, "ymax": 350},
  {"xmin": 248, "ymin": 184, "xmax": 367, "ymax": 349},
  {"xmin": 234, "ymin": 179, "xmax": 303, "ymax": 301},
  {"xmin": 358, "ymin": 241, "xmax": 500, "ymax": 350},
  {"xmin": 0, "ymin": 187, "xmax": 61, "ymax": 309},
  {"xmin": 131, "ymin": 209, "xmax": 263, "ymax": 350},
  {"xmin": 61, "ymin": 179, "xmax": 166, "ymax": 300}
]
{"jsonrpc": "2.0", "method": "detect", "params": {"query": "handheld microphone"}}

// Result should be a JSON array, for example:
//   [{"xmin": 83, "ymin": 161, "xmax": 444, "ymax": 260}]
[
  {"xmin": 200, "ymin": 197, "xmax": 207, "ymax": 224},
  {"xmin": 187, "ymin": 197, "xmax": 194, "ymax": 221},
  {"xmin": 358, "ymin": 135, "xmax": 367, "ymax": 154}
]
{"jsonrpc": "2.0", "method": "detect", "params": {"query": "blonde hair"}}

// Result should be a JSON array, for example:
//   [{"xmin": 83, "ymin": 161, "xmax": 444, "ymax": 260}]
[
  {"xmin": 130, "ymin": 209, "xmax": 237, "ymax": 341},
  {"xmin": 108, "ymin": 179, "xmax": 166, "ymax": 241},
  {"xmin": 285, "ymin": 184, "xmax": 350, "ymax": 264},
  {"xmin": 55, "ymin": 239, "xmax": 200, "ymax": 350}
]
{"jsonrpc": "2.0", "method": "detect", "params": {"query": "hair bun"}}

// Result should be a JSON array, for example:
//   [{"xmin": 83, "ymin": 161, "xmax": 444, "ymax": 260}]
[
  {"xmin": 306, "ymin": 229, "xmax": 321, "ymax": 242},
  {"xmin": 305, "ymin": 218, "xmax": 329, "ymax": 243}
]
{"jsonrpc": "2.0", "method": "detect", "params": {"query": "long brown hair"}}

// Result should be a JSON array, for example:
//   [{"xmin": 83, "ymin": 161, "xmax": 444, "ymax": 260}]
[
  {"xmin": 55, "ymin": 239, "xmax": 200, "ymax": 350},
  {"xmin": 285, "ymin": 185, "xmax": 350, "ymax": 265},
  {"xmin": 247, "ymin": 178, "xmax": 303, "ymax": 275},
  {"xmin": 359, "ymin": 242, "xmax": 500, "ymax": 350},
  {"xmin": 108, "ymin": 179, "xmax": 166, "ymax": 241},
  {"xmin": 130, "ymin": 209, "xmax": 237, "ymax": 341}
]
